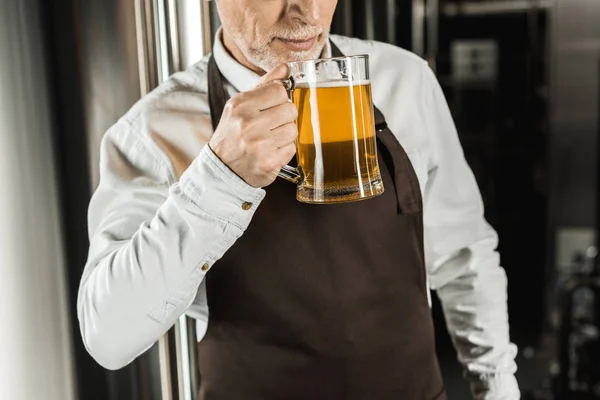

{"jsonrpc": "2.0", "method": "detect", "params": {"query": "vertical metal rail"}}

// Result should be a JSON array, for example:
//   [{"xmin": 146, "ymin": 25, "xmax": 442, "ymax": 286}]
[
  {"xmin": 201, "ymin": 0, "xmax": 213, "ymax": 55},
  {"xmin": 386, "ymin": 0, "xmax": 397, "ymax": 44},
  {"xmin": 0, "ymin": 1, "xmax": 76, "ymax": 399},
  {"xmin": 425, "ymin": 0, "xmax": 439, "ymax": 71},
  {"xmin": 412, "ymin": 0, "xmax": 426, "ymax": 57},
  {"xmin": 365, "ymin": 1, "xmax": 375, "ymax": 40},
  {"xmin": 134, "ymin": 1, "xmax": 212, "ymax": 399},
  {"xmin": 412, "ymin": 0, "xmax": 439, "ymax": 67}
]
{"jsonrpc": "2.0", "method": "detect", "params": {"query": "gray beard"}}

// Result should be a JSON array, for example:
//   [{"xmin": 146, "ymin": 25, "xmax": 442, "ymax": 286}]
[{"xmin": 238, "ymin": 36, "xmax": 329, "ymax": 73}]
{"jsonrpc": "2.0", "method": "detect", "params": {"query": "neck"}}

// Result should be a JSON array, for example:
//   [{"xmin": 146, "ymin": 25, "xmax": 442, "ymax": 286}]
[{"xmin": 222, "ymin": 30, "xmax": 266, "ymax": 76}]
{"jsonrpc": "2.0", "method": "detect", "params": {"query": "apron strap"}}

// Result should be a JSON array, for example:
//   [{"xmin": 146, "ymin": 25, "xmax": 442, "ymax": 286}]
[
  {"xmin": 330, "ymin": 42, "xmax": 422, "ymax": 214},
  {"xmin": 373, "ymin": 108, "xmax": 423, "ymax": 214},
  {"xmin": 208, "ymin": 55, "xmax": 230, "ymax": 132}
]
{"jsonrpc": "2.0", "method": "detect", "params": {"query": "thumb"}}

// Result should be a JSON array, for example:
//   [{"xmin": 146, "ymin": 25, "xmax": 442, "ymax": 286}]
[{"xmin": 255, "ymin": 63, "xmax": 290, "ymax": 87}]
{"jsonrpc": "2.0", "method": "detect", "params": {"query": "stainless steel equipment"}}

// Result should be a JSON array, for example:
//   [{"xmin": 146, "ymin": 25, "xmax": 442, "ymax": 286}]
[
  {"xmin": 0, "ymin": 1, "xmax": 76, "ymax": 399},
  {"xmin": 10, "ymin": 0, "xmax": 597, "ymax": 398},
  {"xmin": 550, "ymin": 2, "xmax": 600, "ymax": 397},
  {"xmin": 39, "ymin": 0, "xmax": 213, "ymax": 399}
]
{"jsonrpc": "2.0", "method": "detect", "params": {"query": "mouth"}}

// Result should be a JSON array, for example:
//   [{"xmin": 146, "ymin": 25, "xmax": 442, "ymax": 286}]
[{"xmin": 275, "ymin": 35, "xmax": 318, "ymax": 52}]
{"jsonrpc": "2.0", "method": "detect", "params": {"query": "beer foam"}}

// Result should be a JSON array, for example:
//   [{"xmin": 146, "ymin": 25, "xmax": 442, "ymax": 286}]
[{"xmin": 294, "ymin": 79, "xmax": 371, "ymax": 89}]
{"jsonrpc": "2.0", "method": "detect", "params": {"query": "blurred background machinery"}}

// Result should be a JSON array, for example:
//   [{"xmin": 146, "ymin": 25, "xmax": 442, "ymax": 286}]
[{"xmin": 1, "ymin": 0, "xmax": 599, "ymax": 399}]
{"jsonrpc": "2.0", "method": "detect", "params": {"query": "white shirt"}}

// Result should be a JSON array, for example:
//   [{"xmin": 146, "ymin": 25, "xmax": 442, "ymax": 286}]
[{"xmin": 77, "ymin": 29, "xmax": 520, "ymax": 399}]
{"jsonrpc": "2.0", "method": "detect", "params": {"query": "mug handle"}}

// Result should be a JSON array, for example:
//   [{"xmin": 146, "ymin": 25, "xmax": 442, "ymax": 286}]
[
  {"xmin": 276, "ymin": 76, "xmax": 304, "ymax": 185},
  {"xmin": 279, "ymin": 164, "xmax": 303, "ymax": 184}
]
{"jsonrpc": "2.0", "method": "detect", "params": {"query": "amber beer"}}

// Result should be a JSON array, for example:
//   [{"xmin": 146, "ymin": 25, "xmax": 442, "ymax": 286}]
[
  {"xmin": 292, "ymin": 81, "xmax": 383, "ymax": 203},
  {"xmin": 279, "ymin": 54, "xmax": 384, "ymax": 203}
]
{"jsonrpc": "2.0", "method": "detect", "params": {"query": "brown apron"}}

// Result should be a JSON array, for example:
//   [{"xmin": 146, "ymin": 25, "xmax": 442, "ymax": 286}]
[{"xmin": 197, "ymin": 43, "xmax": 446, "ymax": 400}]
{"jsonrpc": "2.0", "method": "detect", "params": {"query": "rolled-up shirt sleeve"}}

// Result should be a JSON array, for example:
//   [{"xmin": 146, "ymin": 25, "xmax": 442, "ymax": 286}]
[
  {"xmin": 421, "ymin": 66, "xmax": 520, "ymax": 399},
  {"xmin": 77, "ymin": 120, "xmax": 265, "ymax": 370}
]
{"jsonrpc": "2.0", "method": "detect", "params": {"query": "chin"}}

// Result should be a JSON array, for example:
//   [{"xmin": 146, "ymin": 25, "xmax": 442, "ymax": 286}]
[
  {"xmin": 283, "ymin": 42, "xmax": 325, "ymax": 62},
  {"xmin": 250, "ymin": 41, "xmax": 325, "ymax": 72},
  {"xmin": 287, "ymin": 50, "xmax": 319, "ymax": 62}
]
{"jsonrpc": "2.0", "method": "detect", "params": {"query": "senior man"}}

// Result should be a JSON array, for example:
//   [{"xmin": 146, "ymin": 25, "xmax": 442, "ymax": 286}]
[{"xmin": 77, "ymin": 0, "xmax": 520, "ymax": 399}]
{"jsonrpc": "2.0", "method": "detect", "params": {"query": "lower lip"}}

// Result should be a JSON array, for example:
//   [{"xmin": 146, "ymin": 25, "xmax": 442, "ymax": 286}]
[{"xmin": 277, "ymin": 37, "xmax": 317, "ymax": 52}]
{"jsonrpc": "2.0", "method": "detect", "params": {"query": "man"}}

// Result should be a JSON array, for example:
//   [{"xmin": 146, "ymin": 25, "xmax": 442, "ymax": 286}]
[{"xmin": 77, "ymin": 0, "xmax": 520, "ymax": 399}]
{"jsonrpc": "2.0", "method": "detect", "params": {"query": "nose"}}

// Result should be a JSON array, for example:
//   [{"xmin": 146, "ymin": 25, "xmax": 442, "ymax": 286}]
[{"xmin": 288, "ymin": 0, "xmax": 320, "ymax": 25}]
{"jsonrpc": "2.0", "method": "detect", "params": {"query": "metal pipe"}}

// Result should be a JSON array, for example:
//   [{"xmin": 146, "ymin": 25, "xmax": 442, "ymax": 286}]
[
  {"xmin": 166, "ymin": 0, "xmax": 181, "ymax": 73},
  {"xmin": 386, "ymin": 0, "xmax": 397, "ymax": 44},
  {"xmin": 175, "ymin": 317, "xmax": 194, "ymax": 400},
  {"xmin": 443, "ymin": 0, "xmax": 552, "ymax": 17},
  {"xmin": 177, "ymin": 0, "xmax": 206, "ymax": 68},
  {"xmin": 155, "ymin": 0, "xmax": 170, "ymax": 82},
  {"xmin": 136, "ymin": 1, "xmax": 211, "ymax": 398},
  {"xmin": 158, "ymin": 328, "xmax": 180, "ymax": 400},
  {"xmin": 186, "ymin": 317, "xmax": 200, "ymax": 395},
  {"xmin": 201, "ymin": 0, "xmax": 214, "ymax": 54},
  {"xmin": 365, "ymin": 0, "xmax": 375, "ymax": 40},
  {"xmin": 342, "ymin": 0, "xmax": 353, "ymax": 37},
  {"xmin": 0, "ymin": 1, "xmax": 76, "ymax": 399},
  {"xmin": 136, "ymin": 2, "xmax": 180, "ymax": 398},
  {"xmin": 412, "ymin": 0, "xmax": 425, "ymax": 56},
  {"xmin": 595, "ymin": 51, "xmax": 600, "ymax": 273},
  {"xmin": 425, "ymin": 0, "xmax": 439, "ymax": 71},
  {"xmin": 134, "ymin": 0, "xmax": 159, "ymax": 94}
]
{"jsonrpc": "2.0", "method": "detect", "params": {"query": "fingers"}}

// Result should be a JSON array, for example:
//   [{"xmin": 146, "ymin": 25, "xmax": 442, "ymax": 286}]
[
  {"xmin": 253, "ymin": 81, "xmax": 291, "ymax": 111},
  {"xmin": 252, "ymin": 63, "xmax": 293, "ymax": 110},
  {"xmin": 275, "ymin": 142, "xmax": 297, "ymax": 165},
  {"xmin": 270, "ymin": 122, "xmax": 298, "ymax": 149},
  {"xmin": 260, "ymin": 101, "xmax": 298, "ymax": 130},
  {"xmin": 209, "ymin": 63, "xmax": 298, "ymax": 189},
  {"xmin": 256, "ymin": 63, "xmax": 290, "ymax": 86}
]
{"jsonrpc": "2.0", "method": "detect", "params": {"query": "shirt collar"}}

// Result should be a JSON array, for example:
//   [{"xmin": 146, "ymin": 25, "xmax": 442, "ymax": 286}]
[{"xmin": 212, "ymin": 27, "xmax": 333, "ymax": 93}]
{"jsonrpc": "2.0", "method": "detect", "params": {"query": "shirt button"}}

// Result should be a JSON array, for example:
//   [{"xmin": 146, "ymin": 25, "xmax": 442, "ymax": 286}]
[
  {"xmin": 201, "ymin": 263, "xmax": 210, "ymax": 271},
  {"xmin": 241, "ymin": 202, "xmax": 253, "ymax": 210}
]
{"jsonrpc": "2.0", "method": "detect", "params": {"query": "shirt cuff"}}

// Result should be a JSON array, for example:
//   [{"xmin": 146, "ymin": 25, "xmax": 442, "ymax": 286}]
[
  {"xmin": 177, "ymin": 145, "xmax": 266, "ymax": 230},
  {"xmin": 466, "ymin": 371, "xmax": 521, "ymax": 400}
]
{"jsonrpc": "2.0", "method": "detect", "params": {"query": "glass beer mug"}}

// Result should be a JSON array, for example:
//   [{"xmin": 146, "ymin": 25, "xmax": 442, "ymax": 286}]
[{"xmin": 278, "ymin": 54, "xmax": 384, "ymax": 204}]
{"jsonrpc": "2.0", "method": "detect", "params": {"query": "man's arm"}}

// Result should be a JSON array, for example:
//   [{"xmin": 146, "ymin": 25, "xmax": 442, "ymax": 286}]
[
  {"xmin": 78, "ymin": 63, "xmax": 298, "ymax": 370},
  {"xmin": 420, "ymin": 66, "xmax": 520, "ymax": 399},
  {"xmin": 77, "ymin": 121, "xmax": 265, "ymax": 370}
]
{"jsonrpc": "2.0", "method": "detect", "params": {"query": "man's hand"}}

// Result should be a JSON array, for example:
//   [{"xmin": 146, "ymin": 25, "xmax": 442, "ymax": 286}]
[{"xmin": 209, "ymin": 64, "xmax": 298, "ymax": 188}]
